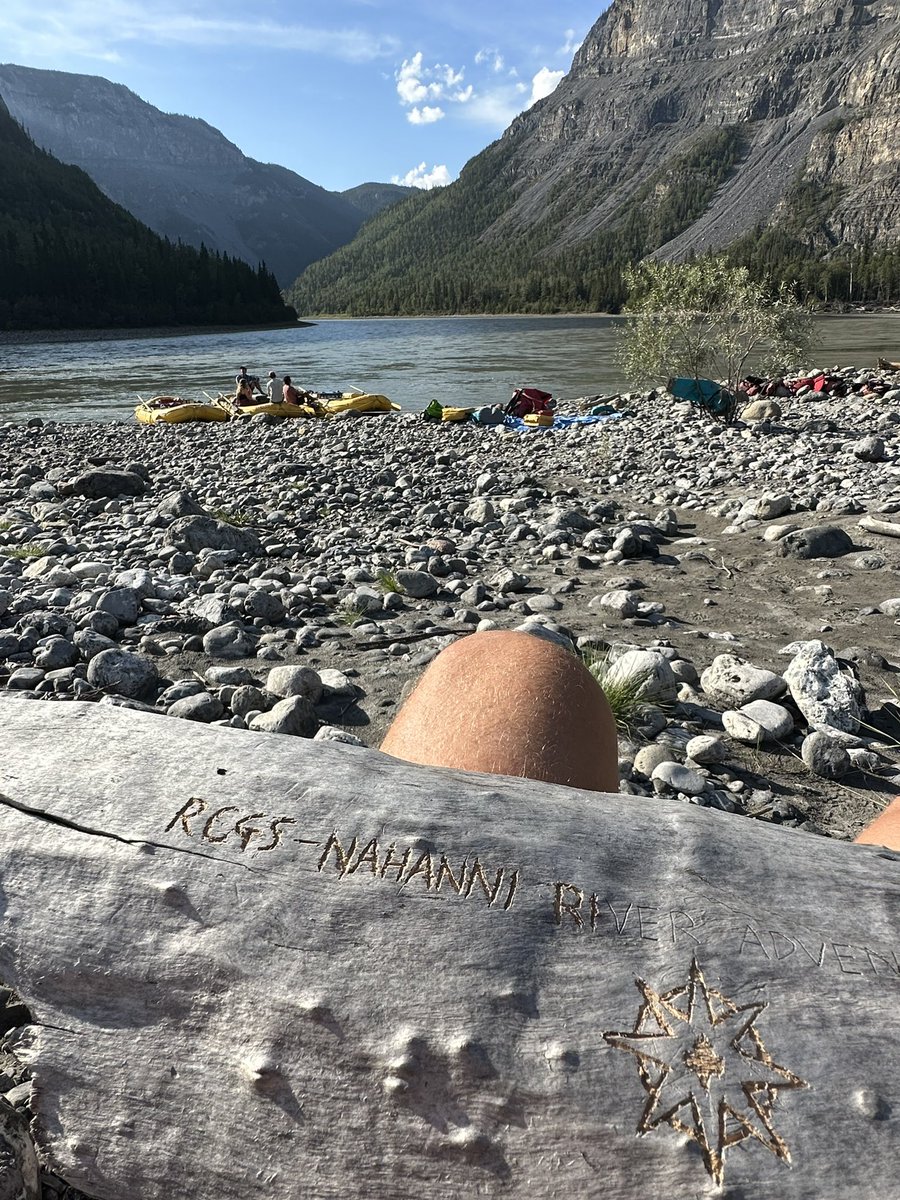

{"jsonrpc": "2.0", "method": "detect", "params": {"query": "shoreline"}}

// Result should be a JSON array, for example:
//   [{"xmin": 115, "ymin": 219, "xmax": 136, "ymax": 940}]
[
  {"xmin": 0, "ymin": 319, "xmax": 314, "ymax": 348},
  {"xmin": 297, "ymin": 305, "xmax": 900, "ymax": 323}
]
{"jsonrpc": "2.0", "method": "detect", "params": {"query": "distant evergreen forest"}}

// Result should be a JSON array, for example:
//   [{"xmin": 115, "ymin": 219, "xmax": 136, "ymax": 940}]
[
  {"xmin": 288, "ymin": 126, "xmax": 900, "ymax": 317},
  {"xmin": 0, "ymin": 100, "xmax": 296, "ymax": 331}
]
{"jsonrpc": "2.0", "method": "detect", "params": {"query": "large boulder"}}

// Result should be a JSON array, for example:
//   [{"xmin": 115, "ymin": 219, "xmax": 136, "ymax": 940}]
[
  {"xmin": 700, "ymin": 655, "xmax": 786, "ymax": 706},
  {"xmin": 164, "ymin": 516, "xmax": 263, "ymax": 556},
  {"xmin": 740, "ymin": 399, "xmax": 782, "ymax": 422},
  {"xmin": 85, "ymin": 648, "xmax": 159, "ymax": 699},
  {"xmin": 62, "ymin": 469, "xmax": 147, "ymax": 499},
  {"xmin": 783, "ymin": 640, "xmax": 864, "ymax": 734},
  {"xmin": 154, "ymin": 490, "xmax": 207, "ymax": 520},
  {"xmin": 776, "ymin": 525, "xmax": 853, "ymax": 560}
]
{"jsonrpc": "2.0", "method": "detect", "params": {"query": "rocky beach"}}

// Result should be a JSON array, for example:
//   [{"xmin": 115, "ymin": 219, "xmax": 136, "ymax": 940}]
[
  {"xmin": 3, "ymin": 364, "xmax": 900, "ymax": 1198},
  {"xmin": 2, "ymin": 364, "xmax": 900, "ymax": 845}
]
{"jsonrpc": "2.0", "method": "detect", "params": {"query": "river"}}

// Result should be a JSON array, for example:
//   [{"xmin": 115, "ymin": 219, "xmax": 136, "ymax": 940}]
[{"xmin": 1, "ymin": 313, "xmax": 899, "ymax": 423}]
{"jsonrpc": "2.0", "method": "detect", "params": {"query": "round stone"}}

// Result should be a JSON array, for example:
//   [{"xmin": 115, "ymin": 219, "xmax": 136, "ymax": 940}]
[
  {"xmin": 265, "ymin": 665, "xmax": 324, "ymax": 704},
  {"xmin": 801, "ymin": 731, "xmax": 851, "ymax": 780},
  {"xmin": 650, "ymin": 762, "xmax": 707, "ymax": 795},
  {"xmin": 634, "ymin": 745, "xmax": 677, "ymax": 777},
  {"xmin": 86, "ymin": 648, "xmax": 159, "ymax": 699}
]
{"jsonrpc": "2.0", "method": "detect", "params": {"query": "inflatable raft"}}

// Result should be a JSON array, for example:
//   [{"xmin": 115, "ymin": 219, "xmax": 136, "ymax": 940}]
[
  {"xmin": 323, "ymin": 393, "xmax": 400, "ymax": 415},
  {"xmin": 232, "ymin": 400, "xmax": 319, "ymax": 419},
  {"xmin": 135, "ymin": 397, "xmax": 229, "ymax": 424}
]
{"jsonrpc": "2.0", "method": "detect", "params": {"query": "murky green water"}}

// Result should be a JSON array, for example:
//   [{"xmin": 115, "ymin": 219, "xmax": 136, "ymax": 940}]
[{"xmin": 1, "ymin": 313, "xmax": 898, "ymax": 423}]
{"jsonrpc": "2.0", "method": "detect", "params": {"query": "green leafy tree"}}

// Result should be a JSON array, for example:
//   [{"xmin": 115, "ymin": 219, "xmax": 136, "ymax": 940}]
[{"xmin": 616, "ymin": 258, "xmax": 816, "ymax": 391}]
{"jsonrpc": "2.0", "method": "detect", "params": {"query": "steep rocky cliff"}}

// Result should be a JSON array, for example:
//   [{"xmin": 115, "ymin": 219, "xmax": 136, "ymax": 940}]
[
  {"xmin": 288, "ymin": 0, "xmax": 900, "ymax": 314},
  {"xmin": 509, "ymin": 0, "xmax": 900, "ymax": 256},
  {"xmin": 0, "ymin": 64, "xmax": 375, "ymax": 287}
]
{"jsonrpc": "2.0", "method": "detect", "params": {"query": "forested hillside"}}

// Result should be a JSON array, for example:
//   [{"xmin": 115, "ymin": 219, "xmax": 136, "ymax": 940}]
[
  {"xmin": 289, "ymin": 129, "xmax": 750, "ymax": 315},
  {"xmin": 0, "ymin": 97, "xmax": 296, "ymax": 331}
]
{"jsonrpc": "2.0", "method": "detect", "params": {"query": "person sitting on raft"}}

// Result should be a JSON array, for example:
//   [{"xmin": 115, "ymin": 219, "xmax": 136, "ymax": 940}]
[
  {"xmin": 283, "ymin": 375, "xmax": 312, "ymax": 405},
  {"xmin": 266, "ymin": 371, "xmax": 281, "ymax": 403},
  {"xmin": 235, "ymin": 366, "xmax": 264, "ymax": 396},
  {"xmin": 233, "ymin": 377, "xmax": 256, "ymax": 407}
]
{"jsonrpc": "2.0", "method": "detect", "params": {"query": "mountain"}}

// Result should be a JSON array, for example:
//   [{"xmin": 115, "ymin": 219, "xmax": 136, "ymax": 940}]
[
  {"xmin": 288, "ymin": 0, "xmax": 900, "ymax": 315},
  {"xmin": 341, "ymin": 183, "xmax": 416, "ymax": 221},
  {"xmin": 0, "ymin": 64, "xmax": 399, "ymax": 288},
  {"xmin": 0, "ymin": 96, "xmax": 294, "ymax": 331}
]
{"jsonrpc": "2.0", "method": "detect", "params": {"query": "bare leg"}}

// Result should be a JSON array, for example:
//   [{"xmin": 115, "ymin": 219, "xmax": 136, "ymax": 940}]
[
  {"xmin": 855, "ymin": 797, "xmax": 900, "ymax": 851},
  {"xmin": 381, "ymin": 631, "xmax": 619, "ymax": 792}
]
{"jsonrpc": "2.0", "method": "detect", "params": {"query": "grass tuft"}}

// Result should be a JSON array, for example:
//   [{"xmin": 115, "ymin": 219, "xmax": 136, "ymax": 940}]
[
  {"xmin": 212, "ymin": 508, "xmax": 255, "ymax": 527},
  {"xmin": 584, "ymin": 650, "xmax": 669, "ymax": 737},
  {"xmin": 377, "ymin": 569, "xmax": 402, "ymax": 594},
  {"xmin": 5, "ymin": 544, "xmax": 46, "ymax": 560},
  {"xmin": 335, "ymin": 603, "xmax": 367, "ymax": 627}
]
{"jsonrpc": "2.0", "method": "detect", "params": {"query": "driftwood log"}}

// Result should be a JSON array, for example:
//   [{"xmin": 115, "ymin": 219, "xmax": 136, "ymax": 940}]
[
  {"xmin": 858, "ymin": 515, "xmax": 900, "ymax": 539},
  {"xmin": 0, "ymin": 699, "xmax": 897, "ymax": 1199}
]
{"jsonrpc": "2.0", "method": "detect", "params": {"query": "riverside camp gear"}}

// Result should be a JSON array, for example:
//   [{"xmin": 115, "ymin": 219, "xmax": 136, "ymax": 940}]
[
  {"xmin": 472, "ymin": 405, "xmax": 507, "ymax": 426},
  {"xmin": 506, "ymin": 387, "xmax": 554, "ymax": 419},
  {"xmin": 667, "ymin": 377, "xmax": 738, "ymax": 425}
]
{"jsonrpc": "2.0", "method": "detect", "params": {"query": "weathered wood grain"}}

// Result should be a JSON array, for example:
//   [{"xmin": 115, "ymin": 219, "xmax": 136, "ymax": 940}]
[{"xmin": 0, "ymin": 699, "xmax": 897, "ymax": 1199}]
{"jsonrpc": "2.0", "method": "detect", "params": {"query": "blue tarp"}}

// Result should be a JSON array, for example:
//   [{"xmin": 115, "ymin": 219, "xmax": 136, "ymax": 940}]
[{"xmin": 503, "ymin": 412, "xmax": 624, "ymax": 434}]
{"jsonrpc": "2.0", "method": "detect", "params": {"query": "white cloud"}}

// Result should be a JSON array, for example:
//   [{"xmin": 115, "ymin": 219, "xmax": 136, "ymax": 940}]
[
  {"xmin": 530, "ymin": 67, "xmax": 564, "ymax": 105},
  {"xmin": 475, "ymin": 48, "xmax": 504, "ymax": 73},
  {"xmin": 440, "ymin": 65, "xmax": 465, "ymax": 87},
  {"xmin": 391, "ymin": 162, "xmax": 451, "ymax": 190},
  {"xmin": 395, "ymin": 51, "xmax": 468, "ymax": 114},
  {"xmin": 393, "ymin": 42, "xmax": 568, "ymax": 135},
  {"xmin": 396, "ymin": 52, "xmax": 431, "ymax": 104},
  {"xmin": 0, "ymin": 0, "xmax": 400, "ymax": 63},
  {"xmin": 407, "ymin": 105, "xmax": 444, "ymax": 126}
]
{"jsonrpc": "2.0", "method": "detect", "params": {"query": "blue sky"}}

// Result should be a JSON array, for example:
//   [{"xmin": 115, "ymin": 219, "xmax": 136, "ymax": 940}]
[{"xmin": 0, "ymin": 0, "xmax": 610, "ymax": 192}]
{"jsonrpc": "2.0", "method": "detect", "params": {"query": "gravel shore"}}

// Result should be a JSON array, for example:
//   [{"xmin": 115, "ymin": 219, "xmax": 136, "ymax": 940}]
[
  {"xmin": 3, "ymin": 364, "xmax": 900, "ymax": 850},
  {"xmin": 6, "ymin": 363, "xmax": 900, "ymax": 1197}
]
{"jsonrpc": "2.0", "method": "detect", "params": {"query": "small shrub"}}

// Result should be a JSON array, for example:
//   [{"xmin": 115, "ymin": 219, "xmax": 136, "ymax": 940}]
[{"xmin": 617, "ymin": 257, "xmax": 816, "ymax": 392}]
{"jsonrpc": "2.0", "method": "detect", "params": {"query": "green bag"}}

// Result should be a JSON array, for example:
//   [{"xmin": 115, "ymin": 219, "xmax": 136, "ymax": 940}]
[{"xmin": 422, "ymin": 399, "xmax": 443, "ymax": 421}]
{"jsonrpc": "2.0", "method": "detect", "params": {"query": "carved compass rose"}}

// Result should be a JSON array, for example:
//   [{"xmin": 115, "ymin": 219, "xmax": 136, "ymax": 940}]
[{"xmin": 603, "ymin": 958, "xmax": 807, "ymax": 1185}]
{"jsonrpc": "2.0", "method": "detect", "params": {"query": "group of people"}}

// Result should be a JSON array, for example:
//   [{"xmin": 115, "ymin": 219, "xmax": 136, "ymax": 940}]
[{"xmin": 232, "ymin": 366, "xmax": 312, "ymax": 408}]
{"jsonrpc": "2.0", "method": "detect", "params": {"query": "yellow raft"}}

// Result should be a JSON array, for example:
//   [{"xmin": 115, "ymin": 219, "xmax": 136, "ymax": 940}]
[
  {"xmin": 232, "ymin": 400, "xmax": 319, "ymax": 419},
  {"xmin": 323, "ymin": 393, "xmax": 400, "ymax": 415},
  {"xmin": 135, "ymin": 397, "xmax": 230, "ymax": 424}
]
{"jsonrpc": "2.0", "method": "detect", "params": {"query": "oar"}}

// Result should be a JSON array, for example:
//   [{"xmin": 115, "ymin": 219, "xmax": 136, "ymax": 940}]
[
  {"xmin": 203, "ymin": 390, "xmax": 236, "ymax": 420},
  {"xmin": 346, "ymin": 384, "xmax": 366, "ymax": 395}
]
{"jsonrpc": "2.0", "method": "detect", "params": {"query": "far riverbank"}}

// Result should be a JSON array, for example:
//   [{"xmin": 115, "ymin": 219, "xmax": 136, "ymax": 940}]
[{"xmin": 0, "ymin": 320, "xmax": 313, "ymax": 349}]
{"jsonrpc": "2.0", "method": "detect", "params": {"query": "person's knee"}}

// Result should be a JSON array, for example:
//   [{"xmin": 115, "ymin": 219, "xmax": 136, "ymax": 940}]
[{"xmin": 381, "ymin": 631, "xmax": 619, "ymax": 792}]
